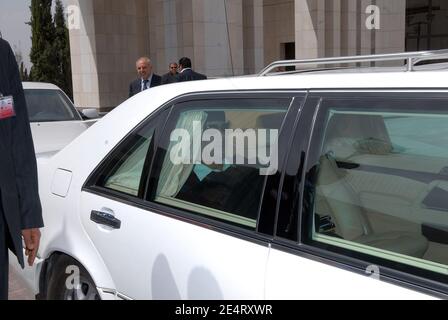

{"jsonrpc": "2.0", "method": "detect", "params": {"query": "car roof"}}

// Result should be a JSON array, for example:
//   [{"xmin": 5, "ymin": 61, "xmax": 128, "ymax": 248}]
[
  {"xmin": 194, "ymin": 68, "xmax": 448, "ymax": 91},
  {"xmin": 22, "ymin": 82, "xmax": 61, "ymax": 90},
  {"xmin": 110, "ymin": 67, "xmax": 447, "ymax": 140}
]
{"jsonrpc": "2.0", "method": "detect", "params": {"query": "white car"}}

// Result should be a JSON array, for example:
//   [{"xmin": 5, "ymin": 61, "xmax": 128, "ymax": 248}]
[
  {"xmin": 32, "ymin": 51, "xmax": 448, "ymax": 300},
  {"xmin": 23, "ymin": 82, "xmax": 98, "ymax": 157}
]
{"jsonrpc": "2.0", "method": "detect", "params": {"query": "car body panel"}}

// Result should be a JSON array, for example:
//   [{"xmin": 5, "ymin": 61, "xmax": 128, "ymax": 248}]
[
  {"xmin": 31, "ymin": 121, "xmax": 90, "ymax": 157},
  {"xmin": 80, "ymin": 192, "xmax": 268, "ymax": 299},
  {"xmin": 32, "ymin": 70, "xmax": 448, "ymax": 299},
  {"xmin": 265, "ymin": 248, "xmax": 433, "ymax": 299}
]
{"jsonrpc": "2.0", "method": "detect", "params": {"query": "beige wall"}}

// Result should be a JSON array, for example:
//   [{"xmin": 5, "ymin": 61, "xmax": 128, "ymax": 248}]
[
  {"xmin": 243, "ymin": 0, "xmax": 264, "ymax": 74},
  {"xmin": 69, "ymin": 0, "xmax": 150, "ymax": 111},
  {"xmin": 68, "ymin": 0, "xmax": 99, "ymax": 110},
  {"xmin": 148, "ymin": 0, "xmax": 246, "ymax": 77},
  {"xmin": 263, "ymin": 0, "xmax": 295, "ymax": 65},
  {"xmin": 148, "ymin": 0, "xmax": 193, "ymax": 75},
  {"xmin": 69, "ymin": 0, "xmax": 413, "ymax": 111}
]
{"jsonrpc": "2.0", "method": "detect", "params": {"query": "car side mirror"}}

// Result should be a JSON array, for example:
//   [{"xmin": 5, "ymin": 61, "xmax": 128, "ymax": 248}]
[{"xmin": 80, "ymin": 108, "xmax": 99, "ymax": 120}]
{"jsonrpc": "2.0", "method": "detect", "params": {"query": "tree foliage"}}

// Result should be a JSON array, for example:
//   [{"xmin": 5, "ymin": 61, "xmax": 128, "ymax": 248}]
[{"xmin": 28, "ymin": 0, "xmax": 72, "ymax": 99}]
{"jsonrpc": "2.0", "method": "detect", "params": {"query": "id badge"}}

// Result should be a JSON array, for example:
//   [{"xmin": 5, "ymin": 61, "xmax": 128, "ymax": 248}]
[{"xmin": 0, "ymin": 95, "xmax": 15, "ymax": 120}]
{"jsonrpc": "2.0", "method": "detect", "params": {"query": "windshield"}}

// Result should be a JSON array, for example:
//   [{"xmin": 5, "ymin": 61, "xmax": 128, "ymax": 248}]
[{"xmin": 24, "ymin": 89, "xmax": 82, "ymax": 122}]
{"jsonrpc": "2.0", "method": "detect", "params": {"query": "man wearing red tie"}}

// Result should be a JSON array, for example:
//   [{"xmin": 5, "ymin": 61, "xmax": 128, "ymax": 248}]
[{"xmin": 129, "ymin": 57, "xmax": 162, "ymax": 98}]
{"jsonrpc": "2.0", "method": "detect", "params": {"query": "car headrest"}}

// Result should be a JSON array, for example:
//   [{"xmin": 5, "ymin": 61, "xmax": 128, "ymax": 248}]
[{"xmin": 324, "ymin": 114, "xmax": 393, "ymax": 156}]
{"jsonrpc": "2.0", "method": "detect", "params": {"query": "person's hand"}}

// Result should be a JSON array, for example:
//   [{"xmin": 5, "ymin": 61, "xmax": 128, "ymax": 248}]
[{"xmin": 21, "ymin": 228, "xmax": 41, "ymax": 266}]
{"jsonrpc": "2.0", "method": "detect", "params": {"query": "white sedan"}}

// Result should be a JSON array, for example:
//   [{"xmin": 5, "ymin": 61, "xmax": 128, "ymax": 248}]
[
  {"xmin": 32, "ymin": 65, "xmax": 448, "ymax": 300},
  {"xmin": 23, "ymin": 82, "xmax": 98, "ymax": 157}
]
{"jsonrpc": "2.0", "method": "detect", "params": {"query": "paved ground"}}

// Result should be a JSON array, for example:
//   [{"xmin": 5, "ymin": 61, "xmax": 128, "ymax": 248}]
[{"xmin": 8, "ymin": 266, "xmax": 35, "ymax": 300}]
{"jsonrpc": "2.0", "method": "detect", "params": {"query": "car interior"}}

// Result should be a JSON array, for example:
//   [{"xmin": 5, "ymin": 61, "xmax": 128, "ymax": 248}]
[
  {"xmin": 314, "ymin": 111, "xmax": 448, "ymax": 270},
  {"xmin": 156, "ymin": 109, "xmax": 286, "ymax": 228}
]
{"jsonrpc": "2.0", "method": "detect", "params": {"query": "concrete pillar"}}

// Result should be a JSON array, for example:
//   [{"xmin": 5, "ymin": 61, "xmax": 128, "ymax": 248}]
[
  {"xmin": 243, "ymin": 0, "xmax": 264, "ymax": 74},
  {"xmin": 192, "ymin": 0, "xmax": 244, "ymax": 76},
  {"xmin": 68, "ymin": 0, "xmax": 100, "ymax": 110},
  {"xmin": 294, "ymin": 0, "xmax": 325, "ymax": 60},
  {"xmin": 264, "ymin": 0, "xmax": 295, "ymax": 65},
  {"xmin": 149, "ymin": 0, "xmax": 190, "ymax": 76}
]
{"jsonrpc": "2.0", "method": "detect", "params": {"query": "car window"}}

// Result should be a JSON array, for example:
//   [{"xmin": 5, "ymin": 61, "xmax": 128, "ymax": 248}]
[
  {"xmin": 304, "ymin": 97, "xmax": 448, "ymax": 282},
  {"xmin": 24, "ymin": 89, "xmax": 81, "ymax": 122},
  {"xmin": 95, "ymin": 120, "xmax": 158, "ymax": 197},
  {"xmin": 151, "ymin": 98, "xmax": 290, "ymax": 229}
]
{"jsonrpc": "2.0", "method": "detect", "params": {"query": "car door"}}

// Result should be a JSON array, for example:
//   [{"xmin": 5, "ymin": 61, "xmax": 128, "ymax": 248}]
[
  {"xmin": 265, "ymin": 92, "xmax": 448, "ymax": 299},
  {"xmin": 79, "ymin": 93, "xmax": 299, "ymax": 299}
]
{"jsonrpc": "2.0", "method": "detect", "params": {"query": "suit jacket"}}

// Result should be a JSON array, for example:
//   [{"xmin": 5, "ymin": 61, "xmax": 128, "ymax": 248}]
[
  {"xmin": 0, "ymin": 39, "xmax": 43, "ymax": 268},
  {"xmin": 129, "ymin": 74, "xmax": 162, "ymax": 98},
  {"xmin": 176, "ymin": 69, "xmax": 207, "ymax": 82},
  {"xmin": 176, "ymin": 165, "xmax": 263, "ymax": 220},
  {"xmin": 161, "ymin": 72, "xmax": 179, "ymax": 85}
]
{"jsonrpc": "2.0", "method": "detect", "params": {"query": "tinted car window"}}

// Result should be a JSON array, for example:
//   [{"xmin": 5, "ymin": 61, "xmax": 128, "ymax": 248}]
[
  {"xmin": 151, "ymin": 98, "xmax": 290, "ymax": 229},
  {"xmin": 304, "ymin": 97, "xmax": 448, "ymax": 283},
  {"xmin": 91, "ymin": 111, "xmax": 168, "ymax": 198},
  {"xmin": 24, "ymin": 89, "xmax": 81, "ymax": 122}
]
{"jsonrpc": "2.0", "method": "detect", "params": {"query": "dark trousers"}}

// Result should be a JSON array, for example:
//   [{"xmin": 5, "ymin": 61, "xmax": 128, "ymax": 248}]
[{"xmin": 0, "ymin": 209, "xmax": 9, "ymax": 300}]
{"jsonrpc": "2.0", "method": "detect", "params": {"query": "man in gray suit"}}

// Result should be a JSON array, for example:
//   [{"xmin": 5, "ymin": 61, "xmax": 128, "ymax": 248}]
[{"xmin": 0, "ymin": 38, "xmax": 43, "ymax": 300}]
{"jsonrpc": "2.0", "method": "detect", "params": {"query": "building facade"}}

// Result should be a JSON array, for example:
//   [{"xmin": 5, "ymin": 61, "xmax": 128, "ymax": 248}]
[{"xmin": 68, "ymin": 0, "xmax": 448, "ymax": 111}]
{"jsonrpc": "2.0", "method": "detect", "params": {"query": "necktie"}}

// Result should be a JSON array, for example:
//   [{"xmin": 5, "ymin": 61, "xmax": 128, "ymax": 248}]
[{"xmin": 142, "ymin": 79, "xmax": 149, "ymax": 91}]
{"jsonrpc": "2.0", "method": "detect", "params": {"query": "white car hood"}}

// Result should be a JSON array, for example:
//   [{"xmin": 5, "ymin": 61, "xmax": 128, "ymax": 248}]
[{"xmin": 31, "ymin": 121, "xmax": 89, "ymax": 157}]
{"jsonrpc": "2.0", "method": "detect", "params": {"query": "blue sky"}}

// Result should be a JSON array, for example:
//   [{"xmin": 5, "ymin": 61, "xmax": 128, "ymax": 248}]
[{"xmin": 0, "ymin": 0, "xmax": 69, "ymax": 70}]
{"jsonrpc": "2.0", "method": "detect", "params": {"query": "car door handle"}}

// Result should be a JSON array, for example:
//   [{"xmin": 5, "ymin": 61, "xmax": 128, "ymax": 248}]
[{"xmin": 90, "ymin": 210, "xmax": 121, "ymax": 229}]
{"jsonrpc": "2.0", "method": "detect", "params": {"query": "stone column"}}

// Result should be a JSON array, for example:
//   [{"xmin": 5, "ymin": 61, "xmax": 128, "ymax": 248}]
[
  {"xmin": 68, "ymin": 0, "xmax": 100, "ymax": 110},
  {"xmin": 191, "ymin": 0, "xmax": 244, "ymax": 76},
  {"xmin": 149, "ymin": 0, "xmax": 186, "ymax": 75},
  {"xmin": 264, "ymin": 0, "xmax": 295, "ymax": 65},
  {"xmin": 243, "ymin": 0, "xmax": 264, "ymax": 74},
  {"xmin": 294, "ymin": 0, "xmax": 325, "ymax": 60}
]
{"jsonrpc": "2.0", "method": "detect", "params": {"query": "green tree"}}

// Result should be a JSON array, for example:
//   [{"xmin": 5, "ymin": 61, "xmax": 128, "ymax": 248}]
[
  {"xmin": 53, "ymin": 0, "xmax": 73, "ymax": 100},
  {"xmin": 28, "ymin": 0, "xmax": 57, "ymax": 83}
]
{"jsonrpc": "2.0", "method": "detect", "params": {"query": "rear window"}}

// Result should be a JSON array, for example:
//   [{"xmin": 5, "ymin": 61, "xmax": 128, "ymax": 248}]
[
  {"xmin": 151, "ymin": 98, "xmax": 290, "ymax": 229},
  {"xmin": 24, "ymin": 89, "xmax": 81, "ymax": 122},
  {"xmin": 304, "ymin": 97, "xmax": 448, "ymax": 285}
]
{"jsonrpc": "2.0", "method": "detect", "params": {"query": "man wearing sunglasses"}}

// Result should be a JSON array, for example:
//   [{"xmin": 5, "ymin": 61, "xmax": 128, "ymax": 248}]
[{"xmin": 161, "ymin": 62, "xmax": 179, "ymax": 85}]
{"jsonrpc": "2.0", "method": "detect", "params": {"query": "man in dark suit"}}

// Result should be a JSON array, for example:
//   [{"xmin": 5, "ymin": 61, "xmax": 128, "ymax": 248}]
[
  {"xmin": 0, "ymin": 38, "xmax": 43, "ymax": 300},
  {"xmin": 174, "ymin": 111, "xmax": 263, "ymax": 220},
  {"xmin": 176, "ymin": 163, "xmax": 263, "ymax": 220},
  {"xmin": 161, "ymin": 62, "xmax": 179, "ymax": 85},
  {"xmin": 129, "ymin": 57, "xmax": 162, "ymax": 97},
  {"xmin": 177, "ymin": 57, "xmax": 207, "ymax": 82}
]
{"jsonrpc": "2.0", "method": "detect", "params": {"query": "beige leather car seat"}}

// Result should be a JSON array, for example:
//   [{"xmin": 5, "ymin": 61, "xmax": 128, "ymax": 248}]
[{"xmin": 315, "ymin": 114, "xmax": 428, "ymax": 258}]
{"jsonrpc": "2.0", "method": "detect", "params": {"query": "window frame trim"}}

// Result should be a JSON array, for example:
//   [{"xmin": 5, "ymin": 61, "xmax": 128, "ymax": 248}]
[
  {"xmin": 83, "ymin": 90, "xmax": 305, "ymax": 240},
  {"xmin": 144, "ymin": 91, "xmax": 305, "ymax": 232}
]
